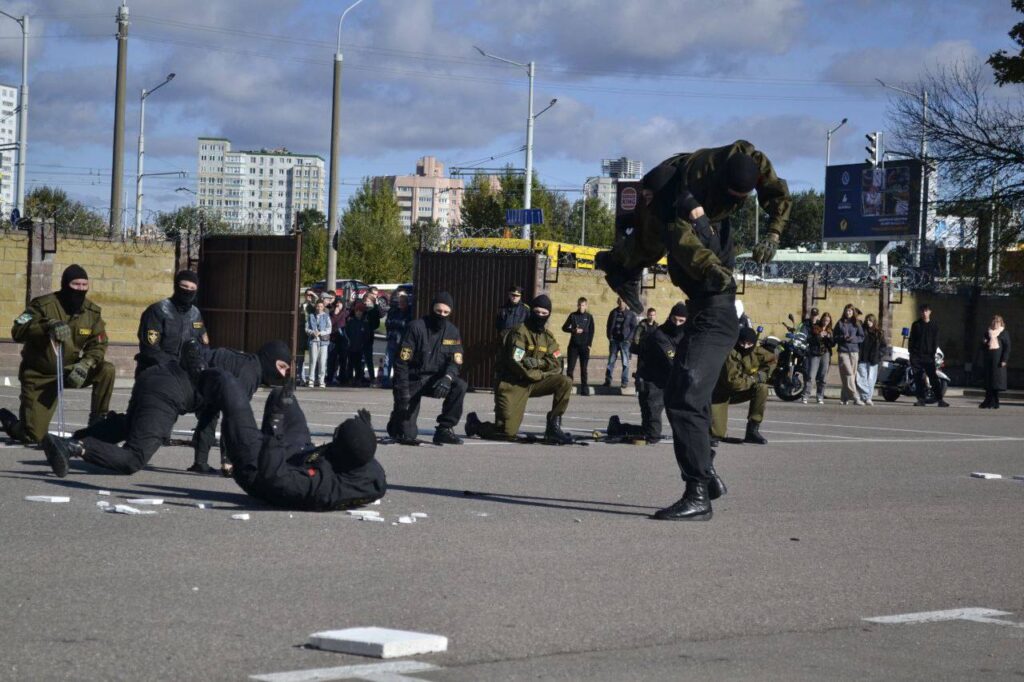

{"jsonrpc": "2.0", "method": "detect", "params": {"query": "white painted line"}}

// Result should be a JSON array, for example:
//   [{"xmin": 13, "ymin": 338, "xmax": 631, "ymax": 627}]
[
  {"xmin": 753, "ymin": 417, "xmax": 1015, "ymax": 440},
  {"xmin": 864, "ymin": 607, "xmax": 1024, "ymax": 629},
  {"xmin": 250, "ymin": 660, "xmax": 439, "ymax": 682},
  {"xmin": 970, "ymin": 472, "xmax": 1003, "ymax": 479},
  {"xmin": 307, "ymin": 627, "xmax": 447, "ymax": 659}
]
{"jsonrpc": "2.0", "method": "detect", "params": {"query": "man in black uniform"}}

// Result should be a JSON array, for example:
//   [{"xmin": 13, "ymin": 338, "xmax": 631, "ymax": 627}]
[
  {"xmin": 39, "ymin": 341, "xmax": 293, "ymax": 478},
  {"xmin": 909, "ymin": 303, "xmax": 949, "ymax": 407},
  {"xmin": 194, "ymin": 369, "xmax": 386, "ymax": 511},
  {"xmin": 495, "ymin": 284, "xmax": 530, "ymax": 340},
  {"xmin": 595, "ymin": 140, "xmax": 789, "ymax": 521},
  {"xmin": 136, "ymin": 270, "xmax": 208, "ymax": 377},
  {"xmin": 561, "ymin": 297, "xmax": 595, "ymax": 393},
  {"xmin": 387, "ymin": 292, "xmax": 467, "ymax": 446},
  {"xmin": 607, "ymin": 302, "xmax": 687, "ymax": 443}
]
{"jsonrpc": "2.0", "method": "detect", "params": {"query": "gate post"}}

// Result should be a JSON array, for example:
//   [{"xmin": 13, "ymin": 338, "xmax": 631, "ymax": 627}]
[{"xmin": 26, "ymin": 219, "xmax": 56, "ymax": 305}]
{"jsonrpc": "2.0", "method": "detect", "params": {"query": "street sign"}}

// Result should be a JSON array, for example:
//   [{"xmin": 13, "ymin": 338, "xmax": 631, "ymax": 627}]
[{"xmin": 505, "ymin": 208, "xmax": 543, "ymax": 226}]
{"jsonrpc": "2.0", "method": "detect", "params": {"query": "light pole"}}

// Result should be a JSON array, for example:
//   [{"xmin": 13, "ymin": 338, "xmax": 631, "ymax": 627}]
[
  {"xmin": 877, "ymin": 79, "xmax": 929, "ymax": 267},
  {"xmin": 580, "ymin": 175, "xmax": 599, "ymax": 246},
  {"xmin": 823, "ymin": 117, "xmax": 847, "ymax": 252},
  {"xmin": 475, "ymin": 46, "xmax": 556, "ymax": 241},
  {"xmin": 135, "ymin": 72, "xmax": 175, "ymax": 236},
  {"xmin": 326, "ymin": 0, "xmax": 368, "ymax": 297},
  {"xmin": 0, "ymin": 11, "xmax": 28, "ymax": 218}
]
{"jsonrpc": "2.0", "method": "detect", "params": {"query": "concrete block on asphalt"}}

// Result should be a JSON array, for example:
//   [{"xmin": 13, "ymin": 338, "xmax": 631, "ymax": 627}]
[
  {"xmin": 398, "ymin": 516, "xmax": 415, "ymax": 524},
  {"xmin": 347, "ymin": 510, "xmax": 380, "ymax": 518},
  {"xmin": 231, "ymin": 513, "xmax": 250, "ymax": 521},
  {"xmin": 96, "ymin": 500, "xmax": 111, "ymax": 508},
  {"xmin": 24, "ymin": 495, "xmax": 70, "ymax": 503},
  {"xmin": 970, "ymin": 472, "xmax": 1002, "ymax": 479},
  {"xmin": 411, "ymin": 512, "xmax": 428, "ymax": 519},
  {"xmin": 97, "ymin": 490, "xmax": 111, "ymax": 496},
  {"xmin": 126, "ymin": 498, "xmax": 163, "ymax": 505},
  {"xmin": 107, "ymin": 504, "xmax": 156, "ymax": 515},
  {"xmin": 306, "ymin": 627, "xmax": 448, "ymax": 659}
]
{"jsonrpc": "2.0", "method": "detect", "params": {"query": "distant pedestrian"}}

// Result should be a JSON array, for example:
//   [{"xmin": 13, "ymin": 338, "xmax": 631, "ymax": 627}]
[
  {"xmin": 561, "ymin": 297, "xmax": 595, "ymax": 391},
  {"xmin": 633, "ymin": 307, "xmax": 659, "ymax": 354},
  {"xmin": 495, "ymin": 284, "xmax": 530, "ymax": 341},
  {"xmin": 345, "ymin": 303, "xmax": 372, "ymax": 385},
  {"xmin": 297, "ymin": 288, "xmax": 317, "ymax": 386},
  {"xmin": 856, "ymin": 314, "xmax": 886, "ymax": 405},
  {"xmin": 306, "ymin": 299, "xmax": 331, "ymax": 388},
  {"xmin": 604, "ymin": 297, "xmax": 638, "ymax": 388},
  {"xmin": 802, "ymin": 311, "xmax": 834, "ymax": 404},
  {"xmin": 327, "ymin": 298, "xmax": 349, "ymax": 385},
  {"xmin": 909, "ymin": 304, "xmax": 949, "ymax": 407},
  {"xmin": 363, "ymin": 292, "xmax": 386, "ymax": 385},
  {"xmin": 834, "ymin": 303, "xmax": 865, "ymax": 405},
  {"xmin": 383, "ymin": 293, "xmax": 414, "ymax": 389},
  {"xmin": 979, "ymin": 315, "xmax": 1010, "ymax": 409}
]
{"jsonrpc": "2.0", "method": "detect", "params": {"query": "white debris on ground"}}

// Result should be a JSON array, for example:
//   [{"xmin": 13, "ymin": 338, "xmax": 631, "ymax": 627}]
[
  {"xmin": 306, "ymin": 626, "xmax": 448, "ymax": 658},
  {"xmin": 194, "ymin": 501, "xmax": 212, "ymax": 509},
  {"xmin": 970, "ymin": 472, "xmax": 1003, "ymax": 479},
  {"xmin": 97, "ymin": 490, "xmax": 111, "ymax": 496},
  {"xmin": 397, "ymin": 516, "xmax": 415, "ymax": 524},
  {"xmin": 96, "ymin": 500, "xmax": 111, "ymax": 509},
  {"xmin": 231, "ymin": 513, "xmax": 250, "ymax": 521},
  {"xmin": 125, "ymin": 498, "xmax": 164, "ymax": 505},
  {"xmin": 411, "ymin": 512, "xmax": 428, "ymax": 519},
  {"xmin": 24, "ymin": 495, "xmax": 70, "ymax": 503},
  {"xmin": 107, "ymin": 504, "xmax": 157, "ymax": 515}
]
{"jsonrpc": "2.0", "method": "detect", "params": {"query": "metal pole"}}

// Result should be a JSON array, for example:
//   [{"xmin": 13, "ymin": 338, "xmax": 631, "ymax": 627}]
[
  {"xmin": 109, "ymin": 3, "xmax": 129, "ymax": 236},
  {"xmin": 15, "ymin": 15, "xmax": 27, "ymax": 216},
  {"xmin": 580, "ymin": 180, "xmax": 587, "ymax": 246},
  {"xmin": 915, "ymin": 89, "xmax": 928, "ymax": 268},
  {"xmin": 134, "ymin": 89, "xmax": 145, "ymax": 236},
  {"xmin": 326, "ymin": 53, "xmax": 342, "ymax": 295},
  {"xmin": 522, "ymin": 60, "xmax": 535, "ymax": 241},
  {"xmin": 754, "ymin": 195, "xmax": 759, "ymax": 245}
]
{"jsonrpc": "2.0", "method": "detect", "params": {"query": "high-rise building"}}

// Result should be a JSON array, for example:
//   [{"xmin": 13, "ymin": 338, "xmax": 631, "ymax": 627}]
[
  {"xmin": 0, "ymin": 84, "xmax": 18, "ymax": 217},
  {"xmin": 373, "ymin": 156, "xmax": 464, "ymax": 236},
  {"xmin": 586, "ymin": 157, "xmax": 645, "ymax": 214},
  {"xmin": 196, "ymin": 137, "xmax": 325, "ymax": 234}
]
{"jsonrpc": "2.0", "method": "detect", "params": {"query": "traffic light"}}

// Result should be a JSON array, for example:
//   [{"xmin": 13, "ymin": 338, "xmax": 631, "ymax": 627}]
[{"xmin": 865, "ymin": 131, "xmax": 882, "ymax": 168}]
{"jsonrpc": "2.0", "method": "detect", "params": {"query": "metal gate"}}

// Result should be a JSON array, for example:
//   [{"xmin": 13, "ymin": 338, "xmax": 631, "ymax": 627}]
[
  {"xmin": 414, "ymin": 251, "xmax": 542, "ymax": 390},
  {"xmin": 197, "ymin": 235, "xmax": 302, "ymax": 359}
]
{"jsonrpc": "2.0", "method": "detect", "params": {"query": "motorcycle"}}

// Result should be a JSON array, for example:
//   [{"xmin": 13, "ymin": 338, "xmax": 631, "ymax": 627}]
[
  {"xmin": 759, "ymin": 313, "xmax": 809, "ymax": 402},
  {"xmin": 879, "ymin": 344, "xmax": 950, "ymax": 403}
]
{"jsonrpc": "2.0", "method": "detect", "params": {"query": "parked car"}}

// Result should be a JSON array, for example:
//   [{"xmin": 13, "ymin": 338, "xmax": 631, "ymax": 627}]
[{"xmin": 310, "ymin": 278, "xmax": 371, "ymax": 303}]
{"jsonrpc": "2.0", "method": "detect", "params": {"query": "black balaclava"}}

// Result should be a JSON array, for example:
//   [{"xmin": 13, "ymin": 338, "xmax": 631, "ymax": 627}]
[
  {"xmin": 171, "ymin": 270, "xmax": 199, "ymax": 311},
  {"xmin": 257, "ymin": 340, "xmax": 291, "ymax": 386},
  {"xmin": 725, "ymin": 153, "xmax": 760, "ymax": 194},
  {"xmin": 527, "ymin": 294, "xmax": 552, "ymax": 333},
  {"xmin": 661, "ymin": 302, "xmax": 689, "ymax": 343},
  {"xmin": 427, "ymin": 291, "xmax": 454, "ymax": 331},
  {"xmin": 325, "ymin": 417, "xmax": 377, "ymax": 471},
  {"xmin": 57, "ymin": 264, "xmax": 88, "ymax": 315},
  {"xmin": 737, "ymin": 326, "xmax": 758, "ymax": 355}
]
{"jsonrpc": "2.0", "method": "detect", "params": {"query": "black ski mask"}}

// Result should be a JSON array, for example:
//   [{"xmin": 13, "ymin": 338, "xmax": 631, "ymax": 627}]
[
  {"xmin": 527, "ymin": 294, "xmax": 552, "ymax": 333},
  {"xmin": 171, "ymin": 270, "xmax": 199, "ymax": 311},
  {"xmin": 737, "ymin": 327, "xmax": 758, "ymax": 355},
  {"xmin": 57, "ymin": 264, "xmax": 88, "ymax": 315},
  {"xmin": 257, "ymin": 340, "xmax": 292, "ymax": 387},
  {"xmin": 325, "ymin": 415, "xmax": 377, "ymax": 472},
  {"xmin": 427, "ymin": 291, "xmax": 454, "ymax": 331}
]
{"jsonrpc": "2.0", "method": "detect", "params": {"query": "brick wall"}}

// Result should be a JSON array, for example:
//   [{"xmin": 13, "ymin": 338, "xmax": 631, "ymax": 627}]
[{"xmin": 0, "ymin": 234, "xmax": 29, "ymax": 328}]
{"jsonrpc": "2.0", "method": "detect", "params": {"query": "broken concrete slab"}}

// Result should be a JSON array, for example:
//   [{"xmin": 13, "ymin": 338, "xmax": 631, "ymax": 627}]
[
  {"xmin": 107, "ymin": 504, "xmax": 156, "ymax": 515},
  {"xmin": 970, "ymin": 472, "xmax": 1003, "ymax": 479},
  {"xmin": 231, "ymin": 513, "xmax": 250, "ymax": 521},
  {"xmin": 24, "ymin": 495, "xmax": 70, "ymax": 503},
  {"xmin": 306, "ymin": 627, "xmax": 448, "ymax": 659}
]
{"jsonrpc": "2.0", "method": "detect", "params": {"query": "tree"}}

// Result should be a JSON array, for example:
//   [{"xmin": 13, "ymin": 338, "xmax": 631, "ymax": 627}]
[
  {"xmin": 989, "ymin": 0, "xmax": 1024, "ymax": 85},
  {"xmin": 154, "ymin": 206, "xmax": 230, "ymax": 241},
  {"xmin": 782, "ymin": 190, "xmax": 825, "ymax": 249},
  {"xmin": 25, "ymin": 186, "xmax": 106, "ymax": 236},
  {"xmin": 457, "ymin": 174, "xmax": 506, "ymax": 237},
  {"xmin": 410, "ymin": 217, "xmax": 445, "ymax": 251},
  {"xmin": 566, "ymin": 197, "xmax": 615, "ymax": 247},
  {"xmin": 336, "ymin": 179, "xmax": 411, "ymax": 283},
  {"xmin": 296, "ymin": 208, "xmax": 328, "ymax": 287}
]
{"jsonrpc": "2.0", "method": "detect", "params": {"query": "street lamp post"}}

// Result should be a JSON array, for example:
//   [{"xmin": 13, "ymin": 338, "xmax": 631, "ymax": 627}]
[
  {"xmin": 135, "ymin": 73, "xmax": 175, "ymax": 236},
  {"xmin": 326, "ymin": 0, "xmax": 368, "ymax": 297},
  {"xmin": 823, "ymin": 117, "xmax": 847, "ymax": 251},
  {"xmin": 580, "ymin": 176, "xmax": 599, "ymax": 246},
  {"xmin": 0, "ymin": 11, "xmax": 28, "ymax": 218},
  {"xmin": 877, "ymin": 79, "xmax": 929, "ymax": 267},
  {"xmin": 475, "ymin": 46, "xmax": 556, "ymax": 241}
]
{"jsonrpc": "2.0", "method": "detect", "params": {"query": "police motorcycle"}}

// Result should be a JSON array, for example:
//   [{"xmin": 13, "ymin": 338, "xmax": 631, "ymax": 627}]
[
  {"xmin": 878, "ymin": 327, "xmax": 949, "ymax": 403},
  {"xmin": 758, "ymin": 313, "xmax": 809, "ymax": 402}
]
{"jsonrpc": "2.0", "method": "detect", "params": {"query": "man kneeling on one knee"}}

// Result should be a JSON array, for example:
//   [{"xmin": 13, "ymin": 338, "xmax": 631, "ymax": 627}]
[{"xmin": 711, "ymin": 327, "xmax": 776, "ymax": 445}]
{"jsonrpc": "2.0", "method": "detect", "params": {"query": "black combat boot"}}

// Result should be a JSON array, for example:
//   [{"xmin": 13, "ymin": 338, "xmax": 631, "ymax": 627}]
[
  {"xmin": 544, "ymin": 413, "xmax": 574, "ymax": 445},
  {"xmin": 709, "ymin": 436, "xmax": 720, "ymax": 448},
  {"xmin": 433, "ymin": 426, "xmax": 463, "ymax": 446},
  {"xmin": 41, "ymin": 435, "xmax": 84, "ymax": 478},
  {"xmin": 652, "ymin": 482, "xmax": 712, "ymax": 521},
  {"xmin": 744, "ymin": 420, "xmax": 767, "ymax": 445},
  {"xmin": 606, "ymin": 415, "xmax": 623, "ymax": 437},
  {"xmin": 708, "ymin": 450, "xmax": 727, "ymax": 501},
  {"xmin": 0, "ymin": 408, "xmax": 18, "ymax": 439},
  {"xmin": 464, "ymin": 412, "xmax": 481, "ymax": 439}
]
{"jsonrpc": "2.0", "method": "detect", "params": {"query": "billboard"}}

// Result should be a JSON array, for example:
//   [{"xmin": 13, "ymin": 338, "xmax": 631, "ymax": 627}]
[
  {"xmin": 615, "ymin": 180, "xmax": 640, "ymax": 240},
  {"xmin": 823, "ymin": 160, "xmax": 923, "ymax": 242}
]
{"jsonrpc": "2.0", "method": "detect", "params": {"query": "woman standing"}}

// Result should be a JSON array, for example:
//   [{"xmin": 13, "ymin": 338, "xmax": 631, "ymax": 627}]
[
  {"xmin": 834, "ymin": 304, "xmax": 865, "ymax": 405},
  {"xmin": 803, "ymin": 311, "xmax": 835, "ymax": 404},
  {"xmin": 305, "ymin": 299, "xmax": 332, "ymax": 388},
  {"xmin": 856, "ymin": 314, "xmax": 886, "ymax": 406},
  {"xmin": 980, "ymin": 315, "xmax": 1010, "ymax": 409}
]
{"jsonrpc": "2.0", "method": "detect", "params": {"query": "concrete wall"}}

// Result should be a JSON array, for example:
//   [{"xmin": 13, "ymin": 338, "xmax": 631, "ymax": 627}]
[{"xmin": 0, "ymin": 234, "xmax": 29, "ymax": 330}]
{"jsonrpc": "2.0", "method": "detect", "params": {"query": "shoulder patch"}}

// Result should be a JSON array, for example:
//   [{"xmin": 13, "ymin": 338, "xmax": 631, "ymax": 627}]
[
  {"xmin": 454, "ymin": 352, "xmax": 463, "ymax": 365},
  {"xmin": 78, "ymin": 328, "xmax": 91, "ymax": 335},
  {"xmin": 552, "ymin": 349, "xmax": 561, "ymax": 358},
  {"xmin": 14, "ymin": 312, "xmax": 32, "ymax": 325},
  {"xmin": 513, "ymin": 347, "xmax": 526, "ymax": 362},
  {"xmin": 399, "ymin": 347, "xmax": 413, "ymax": 362},
  {"xmin": 193, "ymin": 322, "xmax": 204, "ymax": 329},
  {"xmin": 442, "ymin": 339, "xmax": 460, "ymax": 345},
  {"xmin": 146, "ymin": 329, "xmax": 160, "ymax": 345},
  {"xmin": 667, "ymin": 350, "xmax": 675, "ymax": 359}
]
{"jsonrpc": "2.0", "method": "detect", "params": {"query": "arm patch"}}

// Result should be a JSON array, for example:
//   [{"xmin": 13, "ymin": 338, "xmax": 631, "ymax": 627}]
[
  {"xmin": 513, "ymin": 347, "xmax": 526, "ymax": 362},
  {"xmin": 15, "ymin": 312, "xmax": 32, "ymax": 325}
]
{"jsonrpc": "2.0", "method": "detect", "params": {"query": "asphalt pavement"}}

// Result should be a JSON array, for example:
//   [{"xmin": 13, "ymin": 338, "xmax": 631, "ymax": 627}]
[{"xmin": 1, "ymin": 384, "xmax": 1022, "ymax": 681}]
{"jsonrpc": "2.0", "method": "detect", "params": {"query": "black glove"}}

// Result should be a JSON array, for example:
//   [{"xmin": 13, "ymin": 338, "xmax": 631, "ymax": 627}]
[
  {"xmin": 522, "ymin": 356, "xmax": 541, "ymax": 370},
  {"xmin": 47, "ymin": 320, "xmax": 71, "ymax": 344},
  {"xmin": 357, "ymin": 408, "xmax": 372, "ymax": 426},
  {"xmin": 751, "ymin": 234, "xmax": 779, "ymax": 264},
  {"xmin": 65, "ymin": 360, "xmax": 91, "ymax": 388},
  {"xmin": 692, "ymin": 214, "xmax": 715, "ymax": 244},
  {"xmin": 182, "ymin": 340, "xmax": 207, "ymax": 384},
  {"xmin": 433, "ymin": 376, "xmax": 453, "ymax": 400}
]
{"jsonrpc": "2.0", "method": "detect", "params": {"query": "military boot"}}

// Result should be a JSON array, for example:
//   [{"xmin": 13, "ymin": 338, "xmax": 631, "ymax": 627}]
[
  {"xmin": 433, "ymin": 426, "xmax": 463, "ymax": 446},
  {"xmin": 606, "ymin": 415, "xmax": 623, "ymax": 437},
  {"xmin": 41, "ymin": 435, "xmax": 84, "ymax": 478},
  {"xmin": 708, "ymin": 449, "xmax": 727, "ymax": 501},
  {"xmin": 652, "ymin": 482, "xmax": 712, "ymax": 521},
  {"xmin": 544, "ymin": 413, "xmax": 574, "ymax": 445},
  {"xmin": 464, "ymin": 412, "xmax": 482, "ymax": 439},
  {"xmin": 744, "ymin": 420, "xmax": 767, "ymax": 445},
  {"xmin": 0, "ymin": 408, "xmax": 18, "ymax": 439}
]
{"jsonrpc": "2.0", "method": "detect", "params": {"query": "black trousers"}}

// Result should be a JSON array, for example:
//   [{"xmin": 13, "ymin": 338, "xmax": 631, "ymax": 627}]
[
  {"xmin": 664, "ymin": 300, "xmax": 738, "ymax": 485},
  {"xmin": 911, "ymin": 359, "xmax": 943, "ymax": 401},
  {"xmin": 388, "ymin": 375, "xmax": 468, "ymax": 440},
  {"xmin": 637, "ymin": 378, "xmax": 666, "ymax": 439},
  {"xmin": 566, "ymin": 345, "xmax": 591, "ymax": 386}
]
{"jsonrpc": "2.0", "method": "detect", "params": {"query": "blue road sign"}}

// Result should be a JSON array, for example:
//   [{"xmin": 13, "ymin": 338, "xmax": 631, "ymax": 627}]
[{"xmin": 505, "ymin": 208, "xmax": 544, "ymax": 226}]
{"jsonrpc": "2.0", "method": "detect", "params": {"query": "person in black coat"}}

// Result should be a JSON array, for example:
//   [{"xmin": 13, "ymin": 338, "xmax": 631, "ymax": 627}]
[
  {"xmin": 135, "ymin": 270, "xmax": 208, "ymax": 377},
  {"xmin": 561, "ymin": 297, "xmax": 595, "ymax": 391},
  {"xmin": 909, "ymin": 303, "xmax": 949, "ymax": 407},
  {"xmin": 979, "ymin": 315, "xmax": 1010, "ymax": 409},
  {"xmin": 495, "ymin": 284, "xmax": 530, "ymax": 340},
  {"xmin": 387, "ymin": 292, "xmax": 466, "ymax": 446}
]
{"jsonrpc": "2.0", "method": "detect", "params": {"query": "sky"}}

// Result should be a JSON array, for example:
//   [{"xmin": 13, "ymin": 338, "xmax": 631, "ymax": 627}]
[{"xmin": 0, "ymin": 0, "xmax": 1021, "ymax": 222}]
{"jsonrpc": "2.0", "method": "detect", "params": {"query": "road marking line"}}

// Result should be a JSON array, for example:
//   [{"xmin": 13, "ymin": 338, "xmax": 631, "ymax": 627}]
[
  {"xmin": 250, "ymin": 660, "xmax": 438, "ymax": 682},
  {"xmin": 864, "ymin": 607, "xmax": 1024, "ymax": 628},
  {"xmin": 756, "ymin": 417, "xmax": 1009, "ymax": 440}
]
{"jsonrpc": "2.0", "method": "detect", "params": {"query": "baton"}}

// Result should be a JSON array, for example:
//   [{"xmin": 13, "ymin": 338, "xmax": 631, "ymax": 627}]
[{"xmin": 51, "ymin": 339, "xmax": 65, "ymax": 437}]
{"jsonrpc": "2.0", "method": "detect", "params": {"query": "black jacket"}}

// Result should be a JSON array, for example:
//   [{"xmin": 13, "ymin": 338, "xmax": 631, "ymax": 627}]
[
  {"xmin": 980, "ymin": 329, "xmax": 1010, "ymax": 391},
  {"xmin": 909, "ymin": 319, "xmax": 940, "ymax": 361},
  {"xmin": 385, "ymin": 306, "xmax": 414, "ymax": 345},
  {"xmin": 561, "ymin": 311, "xmax": 595, "ymax": 348},
  {"xmin": 496, "ymin": 301, "xmax": 530, "ymax": 335},
  {"xmin": 393, "ymin": 317, "xmax": 463, "ymax": 392},
  {"xmin": 808, "ymin": 326, "xmax": 835, "ymax": 357},
  {"xmin": 136, "ymin": 299, "xmax": 207, "ymax": 375},
  {"xmin": 859, "ymin": 330, "xmax": 887, "ymax": 365},
  {"xmin": 636, "ymin": 322, "xmax": 685, "ymax": 387},
  {"xmin": 205, "ymin": 347, "xmax": 262, "ymax": 400},
  {"xmin": 606, "ymin": 308, "xmax": 639, "ymax": 342}
]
